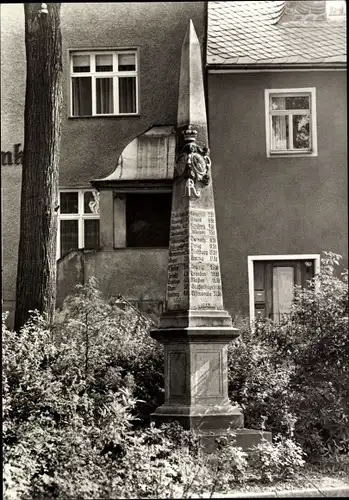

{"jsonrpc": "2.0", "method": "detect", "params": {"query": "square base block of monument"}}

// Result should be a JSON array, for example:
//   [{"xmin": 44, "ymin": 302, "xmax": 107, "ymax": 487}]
[
  {"xmin": 151, "ymin": 403, "xmax": 244, "ymax": 431},
  {"xmin": 200, "ymin": 428, "xmax": 273, "ymax": 453}
]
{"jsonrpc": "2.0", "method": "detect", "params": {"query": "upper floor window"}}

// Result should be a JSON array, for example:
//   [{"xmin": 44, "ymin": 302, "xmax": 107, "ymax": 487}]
[
  {"xmin": 70, "ymin": 50, "xmax": 138, "ymax": 117},
  {"xmin": 265, "ymin": 88, "xmax": 317, "ymax": 158},
  {"xmin": 326, "ymin": 0, "xmax": 346, "ymax": 18},
  {"xmin": 57, "ymin": 189, "xmax": 100, "ymax": 258}
]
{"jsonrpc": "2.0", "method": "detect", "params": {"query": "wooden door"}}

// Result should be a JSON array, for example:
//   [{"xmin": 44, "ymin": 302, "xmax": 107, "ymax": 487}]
[{"xmin": 254, "ymin": 259, "xmax": 315, "ymax": 322}]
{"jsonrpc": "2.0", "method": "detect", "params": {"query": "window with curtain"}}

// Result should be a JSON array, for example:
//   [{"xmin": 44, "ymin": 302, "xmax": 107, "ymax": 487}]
[
  {"xmin": 265, "ymin": 88, "xmax": 317, "ymax": 156},
  {"xmin": 70, "ymin": 51, "xmax": 138, "ymax": 117},
  {"xmin": 57, "ymin": 189, "xmax": 100, "ymax": 258}
]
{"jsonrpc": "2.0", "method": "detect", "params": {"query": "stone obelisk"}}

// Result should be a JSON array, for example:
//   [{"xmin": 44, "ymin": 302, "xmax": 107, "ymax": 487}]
[{"xmin": 151, "ymin": 20, "xmax": 271, "ymax": 447}]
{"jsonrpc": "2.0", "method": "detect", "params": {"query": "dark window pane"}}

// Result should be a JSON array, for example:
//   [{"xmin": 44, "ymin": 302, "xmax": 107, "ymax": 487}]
[
  {"xmin": 96, "ymin": 54, "xmax": 113, "ymax": 72},
  {"xmin": 84, "ymin": 191, "xmax": 100, "ymax": 214},
  {"xmin": 118, "ymin": 53, "xmax": 136, "ymax": 71},
  {"xmin": 126, "ymin": 193, "xmax": 171, "ymax": 247},
  {"xmin": 72, "ymin": 54, "xmax": 90, "ymax": 72},
  {"xmin": 293, "ymin": 115, "xmax": 310, "ymax": 149},
  {"xmin": 96, "ymin": 78, "xmax": 113, "ymax": 114},
  {"xmin": 72, "ymin": 77, "xmax": 92, "ymax": 116},
  {"xmin": 271, "ymin": 96, "xmax": 309, "ymax": 110},
  {"xmin": 60, "ymin": 220, "xmax": 78, "ymax": 257},
  {"xmin": 60, "ymin": 192, "xmax": 78, "ymax": 214},
  {"xmin": 119, "ymin": 77, "xmax": 136, "ymax": 113},
  {"xmin": 285, "ymin": 96, "xmax": 309, "ymax": 110},
  {"xmin": 84, "ymin": 219, "xmax": 100, "ymax": 249}
]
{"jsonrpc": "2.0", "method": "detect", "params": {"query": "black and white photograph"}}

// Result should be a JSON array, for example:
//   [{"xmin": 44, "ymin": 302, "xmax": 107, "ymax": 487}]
[{"xmin": 1, "ymin": 1, "xmax": 348, "ymax": 498}]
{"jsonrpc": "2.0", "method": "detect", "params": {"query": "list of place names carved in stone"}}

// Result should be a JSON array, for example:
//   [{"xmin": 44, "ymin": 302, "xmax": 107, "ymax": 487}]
[
  {"xmin": 167, "ymin": 210, "xmax": 189, "ymax": 310},
  {"xmin": 189, "ymin": 208, "xmax": 223, "ymax": 310},
  {"xmin": 166, "ymin": 208, "xmax": 223, "ymax": 311}
]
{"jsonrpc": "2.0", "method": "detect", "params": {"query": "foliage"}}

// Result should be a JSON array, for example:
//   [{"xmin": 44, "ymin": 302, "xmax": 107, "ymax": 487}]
[
  {"xmin": 228, "ymin": 319, "xmax": 295, "ymax": 437},
  {"xmin": 3, "ymin": 252, "xmax": 348, "ymax": 497},
  {"xmin": 213, "ymin": 435, "xmax": 249, "ymax": 488},
  {"xmin": 2, "ymin": 297, "xmax": 207, "ymax": 499},
  {"xmin": 54, "ymin": 277, "xmax": 164, "ymax": 423},
  {"xmin": 3, "ymin": 281, "xmax": 214, "ymax": 499},
  {"xmin": 228, "ymin": 251, "xmax": 349, "ymax": 460},
  {"xmin": 107, "ymin": 422, "xmax": 210, "ymax": 499},
  {"xmin": 250, "ymin": 435, "xmax": 306, "ymax": 484},
  {"xmin": 3, "ymin": 305, "xmax": 136, "ymax": 499}
]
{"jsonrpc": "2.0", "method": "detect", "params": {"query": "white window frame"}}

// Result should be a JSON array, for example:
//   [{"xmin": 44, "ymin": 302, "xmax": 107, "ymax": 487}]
[
  {"xmin": 57, "ymin": 189, "xmax": 100, "ymax": 259},
  {"xmin": 265, "ymin": 88, "xmax": 318, "ymax": 158},
  {"xmin": 247, "ymin": 254, "xmax": 321, "ymax": 326},
  {"xmin": 69, "ymin": 49, "xmax": 139, "ymax": 117}
]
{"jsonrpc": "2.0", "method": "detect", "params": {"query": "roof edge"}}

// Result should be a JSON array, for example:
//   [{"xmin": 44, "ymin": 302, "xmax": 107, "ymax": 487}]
[{"xmin": 207, "ymin": 62, "xmax": 347, "ymax": 71}]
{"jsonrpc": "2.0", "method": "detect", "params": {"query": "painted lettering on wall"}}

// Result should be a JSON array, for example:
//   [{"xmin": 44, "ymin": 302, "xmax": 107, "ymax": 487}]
[{"xmin": 1, "ymin": 144, "xmax": 23, "ymax": 166}]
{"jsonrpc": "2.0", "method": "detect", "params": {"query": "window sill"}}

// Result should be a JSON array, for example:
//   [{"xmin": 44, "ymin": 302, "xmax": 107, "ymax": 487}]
[
  {"xmin": 113, "ymin": 246, "xmax": 169, "ymax": 251},
  {"xmin": 267, "ymin": 150, "xmax": 317, "ymax": 158},
  {"xmin": 68, "ymin": 114, "xmax": 141, "ymax": 119}
]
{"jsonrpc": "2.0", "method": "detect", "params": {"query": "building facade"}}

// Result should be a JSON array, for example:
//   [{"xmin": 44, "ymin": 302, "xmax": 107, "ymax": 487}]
[
  {"xmin": 1, "ymin": 2, "xmax": 206, "ymax": 325},
  {"xmin": 1, "ymin": 1, "xmax": 347, "ymax": 327},
  {"xmin": 206, "ymin": 0, "xmax": 347, "ymax": 322}
]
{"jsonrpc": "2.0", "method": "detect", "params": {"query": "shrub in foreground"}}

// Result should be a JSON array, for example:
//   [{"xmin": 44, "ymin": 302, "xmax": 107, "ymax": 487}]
[
  {"xmin": 250, "ymin": 435, "xmax": 306, "ymax": 484},
  {"xmin": 4, "ymin": 250, "xmax": 346, "ymax": 497},
  {"xmin": 228, "ymin": 251, "xmax": 349, "ymax": 459},
  {"xmin": 3, "ymin": 281, "xmax": 306, "ymax": 499},
  {"xmin": 2, "ymin": 305, "xmax": 206, "ymax": 499}
]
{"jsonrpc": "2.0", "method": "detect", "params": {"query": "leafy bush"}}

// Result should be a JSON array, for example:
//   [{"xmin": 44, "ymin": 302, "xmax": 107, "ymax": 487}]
[
  {"xmin": 3, "ymin": 281, "xmax": 222, "ymax": 499},
  {"xmin": 213, "ymin": 435, "xmax": 249, "ymax": 488},
  {"xmin": 228, "ymin": 320, "xmax": 295, "ymax": 437},
  {"xmin": 228, "ymin": 251, "xmax": 349, "ymax": 460},
  {"xmin": 2, "ymin": 296, "xmax": 209, "ymax": 499},
  {"xmin": 4, "ymin": 252, "xmax": 347, "ymax": 497},
  {"xmin": 54, "ymin": 277, "xmax": 164, "ymax": 423},
  {"xmin": 250, "ymin": 435, "xmax": 306, "ymax": 483},
  {"xmin": 108, "ymin": 422, "xmax": 211, "ymax": 499},
  {"xmin": 2, "ymin": 305, "xmax": 139, "ymax": 499}
]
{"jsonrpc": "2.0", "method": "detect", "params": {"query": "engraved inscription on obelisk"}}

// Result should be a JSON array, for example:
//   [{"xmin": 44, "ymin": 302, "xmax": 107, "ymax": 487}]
[
  {"xmin": 189, "ymin": 208, "xmax": 223, "ymax": 310},
  {"xmin": 166, "ymin": 206, "xmax": 224, "ymax": 312},
  {"xmin": 167, "ymin": 209, "xmax": 189, "ymax": 311}
]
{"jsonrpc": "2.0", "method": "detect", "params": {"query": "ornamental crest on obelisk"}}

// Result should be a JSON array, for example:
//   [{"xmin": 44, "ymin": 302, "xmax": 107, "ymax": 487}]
[{"xmin": 175, "ymin": 125, "xmax": 211, "ymax": 186}]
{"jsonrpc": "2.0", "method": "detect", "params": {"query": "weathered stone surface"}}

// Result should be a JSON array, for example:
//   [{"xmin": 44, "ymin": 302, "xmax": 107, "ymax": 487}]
[
  {"xmin": 158, "ymin": 20, "xmax": 231, "ymax": 330},
  {"xmin": 177, "ymin": 19, "xmax": 207, "ymax": 132},
  {"xmin": 150, "ymin": 19, "xmax": 270, "ymax": 451}
]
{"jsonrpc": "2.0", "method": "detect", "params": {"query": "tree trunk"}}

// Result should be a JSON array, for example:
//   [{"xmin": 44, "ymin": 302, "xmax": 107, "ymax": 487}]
[{"xmin": 14, "ymin": 4, "xmax": 63, "ymax": 331}]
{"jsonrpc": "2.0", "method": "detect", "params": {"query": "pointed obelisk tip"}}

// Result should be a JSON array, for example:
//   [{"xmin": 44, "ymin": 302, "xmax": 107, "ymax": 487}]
[
  {"xmin": 177, "ymin": 18, "xmax": 207, "ymax": 132},
  {"xmin": 183, "ymin": 19, "xmax": 199, "ymax": 46}
]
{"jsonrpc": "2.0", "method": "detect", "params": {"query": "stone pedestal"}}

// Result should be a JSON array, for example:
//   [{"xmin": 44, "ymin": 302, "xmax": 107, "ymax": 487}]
[
  {"xmin": 151, "ymin": 327, "xmax": 243, "ymax": 431},
  {"xmin": 151, "ymin": 326, "xmax": 272, "ymax": 450}
]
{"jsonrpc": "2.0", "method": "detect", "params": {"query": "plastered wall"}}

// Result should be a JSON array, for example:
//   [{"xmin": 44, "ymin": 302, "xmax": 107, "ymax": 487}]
[
  {"xmin": 208, "ymin": 70, "xmax": 347, "ymax": 317},
  {"xmin": 1, "ymin": 3, "xmax": 206, "ymax": 323}
]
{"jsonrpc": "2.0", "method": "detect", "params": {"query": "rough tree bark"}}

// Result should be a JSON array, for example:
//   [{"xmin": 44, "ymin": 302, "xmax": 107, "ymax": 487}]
[{"xmin": 14, "ymin": 3, "xmax": 63, "ymax": 331}]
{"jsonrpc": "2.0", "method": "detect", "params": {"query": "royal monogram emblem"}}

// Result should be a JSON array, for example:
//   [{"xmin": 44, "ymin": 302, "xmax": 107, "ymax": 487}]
[{"xmin": 183, "ymin": 178, "xmax": 201, "ymax": 198}]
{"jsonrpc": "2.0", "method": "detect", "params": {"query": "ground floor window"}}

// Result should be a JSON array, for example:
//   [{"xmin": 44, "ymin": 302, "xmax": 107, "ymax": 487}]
[
  {"xmin": 122, "ymin": 192, "xmax": 171, "ymax": 248},
  {"xmin": 248, "ymin": 254, "xmax": 320, "ymax": 324},
  {"xmin": 57, "ymin": 189, "xmax": 100, "ymax": 258}
]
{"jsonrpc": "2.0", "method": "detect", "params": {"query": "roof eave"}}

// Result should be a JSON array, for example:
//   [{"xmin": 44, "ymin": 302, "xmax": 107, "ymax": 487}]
[{"xmin": 207, "ymin": 62, "xmax": 347, "ymax": 71}]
